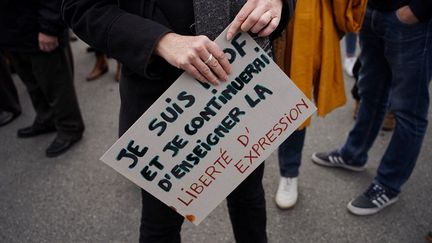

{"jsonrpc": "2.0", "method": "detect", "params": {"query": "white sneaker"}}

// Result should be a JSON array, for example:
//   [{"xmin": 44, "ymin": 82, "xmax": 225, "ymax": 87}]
[
  {"xmin": 343, "ymin": 56, "xmax": 357, "ymax": 77},
  {"xmin": 275, "ymin": 177, "xmax": 298, "ymax": 209}
]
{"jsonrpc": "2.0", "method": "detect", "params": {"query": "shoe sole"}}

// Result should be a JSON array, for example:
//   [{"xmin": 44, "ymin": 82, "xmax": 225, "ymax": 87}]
[
  {"xmin": 311, "ymin": 153, "xmax": 365, "ymax": 172},
  {"xmin": 347, "ymin": 197, "xmax": 399, "ymax": 216},
  {"xmin": 275, "ymin": 197, "xmax": 297, "ymax": 210}
]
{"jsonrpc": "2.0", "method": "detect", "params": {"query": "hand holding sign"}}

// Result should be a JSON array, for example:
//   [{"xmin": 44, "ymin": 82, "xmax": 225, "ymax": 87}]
[
  {"xmin": 155, "ymin": 33, "xmax": 232, "ymax": 85},
  {"xmin": 102, "ymin": 29, "xmax": 316, "ymax": 225},
  {"xmin": 227, "ymin": 0, "xmax": 283, "ymax": 40}
]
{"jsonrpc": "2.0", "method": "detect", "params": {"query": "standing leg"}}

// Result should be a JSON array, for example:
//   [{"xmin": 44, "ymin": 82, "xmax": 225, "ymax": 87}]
[
  {"xmin": 278, "ymin": 129, "xmax": 306, "ymax": 178},
  {"xmin": 0, "ymin": 52, "xmax": 21, "ymax": 126},
  {"xmin": 339, "ymin": 9, "xmax": 392, "ymax": 166},
  {"xmin": 345, "ymin": 32, "xmax": 358, "ymax": 57},
  {"xmin": 10, "ymin": 52, "xmax": 55, "ymax": 130},
  {"xmin": 139, "ymin": 190, "xmax": 184, "ymax": 243},
  {"xmin": 346, "ymin": 12, "xmax": 431, "ymax": 216},
  {"xmin": 31, "ymin": 44, "xmax": 84, "ymax": 141},
  {"xmin": 343, "ymin": 32, "xmax": 358, "ymax": 76},
  {"xmin": 275, "ymin": 129, "xmax": 306, "ymax": 209},
  {"xmin": 86, "ymin": 48, "xmax": 108, "ymax": 81},
  {"xmin": 118, "ymin": 81, "xmax": 184, "ymax": 243},
  {"xmin": 375, "ymin": 15, "xmax": 432, "ymax": 193},
  {"xmin": 227, "ymin": 163, "xmax": 267, "ymax": 243},
  {"xmin": 0, "ymin": 53, "xmax": 21, "ymax": 115}
]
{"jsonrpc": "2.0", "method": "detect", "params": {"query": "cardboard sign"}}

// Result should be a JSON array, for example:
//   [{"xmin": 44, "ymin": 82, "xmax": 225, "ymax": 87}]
[{"xmin": 101, "ymin": 29, "xmax": 316, "ymax": 225}]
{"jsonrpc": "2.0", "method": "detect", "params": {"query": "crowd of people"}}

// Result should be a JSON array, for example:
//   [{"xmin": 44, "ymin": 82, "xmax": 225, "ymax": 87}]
[{"xmin": 1, "ymin": 0, "xmax": 431, "ymax": 242}]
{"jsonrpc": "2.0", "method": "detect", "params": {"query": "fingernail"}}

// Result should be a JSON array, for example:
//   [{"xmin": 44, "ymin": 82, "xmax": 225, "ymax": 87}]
[{"xmin": 226, "ymin": 32, "xmax": 232, "ymax": 41}]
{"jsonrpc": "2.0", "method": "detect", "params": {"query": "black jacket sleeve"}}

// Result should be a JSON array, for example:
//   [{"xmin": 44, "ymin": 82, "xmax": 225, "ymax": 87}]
[
  {"xmin": 62, "ymin": 0, "xmax": 294, "ymax": 77},
  {"xmin": 39, "ymin": 0, "xmax": 67, "ymax": 36},
  {"xmin": 62, "ymin": 0, "xmax": 172, "ymax": 77},
  {"xmin": 409, "ymin": 0, "xmax": 432, "ymax": 21}
]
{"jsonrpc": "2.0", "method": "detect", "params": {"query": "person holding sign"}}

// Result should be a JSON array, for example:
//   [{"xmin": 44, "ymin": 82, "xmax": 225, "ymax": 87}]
[{"xmin": 62, "ymin": 0, "xmax": 293, "ymax": 242}]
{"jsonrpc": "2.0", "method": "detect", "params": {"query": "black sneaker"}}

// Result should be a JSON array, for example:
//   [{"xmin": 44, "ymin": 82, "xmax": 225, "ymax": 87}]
[
  {"xmin": 347, "ymin": 183, "xmax": 399, "ymax": 216},
  {"xmin": 311, "ymin": 150, "xmax": 365, "ymax": 172}
]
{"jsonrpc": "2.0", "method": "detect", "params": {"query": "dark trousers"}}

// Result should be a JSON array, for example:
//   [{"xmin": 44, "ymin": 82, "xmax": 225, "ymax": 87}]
[
  {"xmin": 118, "ymin": 68, "xmax": 267, "ymax": 243},
  {"xmin": 278, "ymin": 129, "xmax": 306, "ymax": 178},
  {"xmin": 139, "ymin": 164, "xmax": 267, "ymax": 243},
  {"xmin": 10, "ymin": 44, "xmax": 84, "ymax": 139},
  {"xmin": 350, "ymin": 59, "xmax": 361, "ymax": 101},
  {"xmin": 340, "ymin": 9, "xmax": 432, "ymax": 193},
  {"xmin": 0, "ymin": 52, "xmax": 21, "ymax": 115}
]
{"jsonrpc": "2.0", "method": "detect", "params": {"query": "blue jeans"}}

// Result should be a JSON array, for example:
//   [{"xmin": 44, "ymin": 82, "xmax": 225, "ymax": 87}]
[
  {"xmin": 340, "ymin": 8, "xmax": 432, "ymax": 193},
  {"xmin": 345, "ymin": 32, "xmax": 358, "ymax": 57},
  {"xmin": 278, "ymin": 129, "xmax": 306, "ymax": 178}
]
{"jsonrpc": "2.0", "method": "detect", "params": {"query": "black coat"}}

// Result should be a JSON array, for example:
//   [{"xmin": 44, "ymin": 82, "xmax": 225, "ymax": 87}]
[
  {"xmin": 0, "ymin": 0, "xmax": 68, "ymax": 53},
  {"xmin": 62, "ymin": 0, "xmax": 292, "ymax": 135}
]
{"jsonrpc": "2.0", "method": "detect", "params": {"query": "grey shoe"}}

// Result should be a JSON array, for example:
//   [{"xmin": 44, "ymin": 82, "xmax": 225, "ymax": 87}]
[
  {"xmin": 347, "ymin": 183, "xmax": 399, "ymax": 216},
  {"xmin": 311, "ymin": 150, "xmax": 365, "ymax": 172}
]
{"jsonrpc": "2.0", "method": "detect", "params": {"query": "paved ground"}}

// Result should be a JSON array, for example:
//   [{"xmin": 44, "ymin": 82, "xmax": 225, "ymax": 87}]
[{"xmin": 1, "ymin": 39, "xmax": 431, "ymax": 243}]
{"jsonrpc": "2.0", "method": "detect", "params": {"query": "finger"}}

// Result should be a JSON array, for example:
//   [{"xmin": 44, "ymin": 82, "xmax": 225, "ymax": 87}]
[
  {"xmin": 183, "ymin": 63, "xmax": 207, "ymax": 83},
  {"xmin": 39, "ymin": 42, "xmax": 46, "ymax": 52},
  {"xmin": 46, "ymin": 43, "xmax": 55, "ymax": 52},
  {"xmin": 193, "ymin": 59, "xmax": 219, "ymax": 85},
  {"xmin": 250, "ymin": 11, "xmax": 273, "ymax": 34},
  {"xmin": 195, "ymin": 43, "xmax": 226, "ymax": 81},
  {"xmin": 207, "ymin": 56, "xmax": 229, "ymax": 82},
  {"xmin": 206, "ymin": 42, "xmax": 231, "ymax": 74},
  {"xmin": 206, "ymin": 42, "xmax": 231, "ymax": 78},
  {"xmin": 51, "ymin": 42, "xmax": 59, "ymax": 51},
  {"xmin": 51, "ymin": 43, "xmax": 59, "ymax": 51},
  {"xmin": 240, "ymin": 7, "xmax": 266, "ymax": 33},
  {"xmin": 257, "ymin": 16, "xmax": 280, "ymax": 37},
  {"xmin": 227, "ymin": 0, "xmax": 255, "ymax": 40},
  {"xmin": 214, "ymin": 51, "xmax": 232, "ymax": 76},
  {"xmin": 41, "ymin": 43, "xmax": 50, "ymax": 52}
]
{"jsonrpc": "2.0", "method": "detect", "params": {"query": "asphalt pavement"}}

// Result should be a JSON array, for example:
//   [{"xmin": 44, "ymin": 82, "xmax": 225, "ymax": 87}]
[{"xmin": 0, "ymin": 39, "xmax": 431, "ymax": 243}]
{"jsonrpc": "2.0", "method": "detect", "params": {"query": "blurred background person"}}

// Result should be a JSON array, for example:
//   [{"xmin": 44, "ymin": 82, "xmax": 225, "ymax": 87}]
[
  {"xmin": 0, "ymin": 0, "xmax": 85, "ymax": 157},
  {"xmin": 85, "ymin": 47, "xmax": 121, "ymax": 82},
  {"xmin": 86, "ymin": 48, "xmax": 108, "ymax": 81},
  {"xmin": 0, "ymin": 53, "xmax": 21, "ymax": 127},
  {"xmin": 312, "ymin": 0, "xmax": 432, "ymax": 216},
  {"xmin": 351, "ymin": 59, "xmax": 395, "ymax": 131},
  {"xmin": 273, "ymin": 0, "xmax": 367, "ymax": 209}
]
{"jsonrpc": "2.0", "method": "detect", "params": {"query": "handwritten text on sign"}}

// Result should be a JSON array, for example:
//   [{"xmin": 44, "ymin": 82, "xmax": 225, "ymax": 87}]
[{"xmin": 101, "ymin": 30, "xmax": 316, "ymax": 225}]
